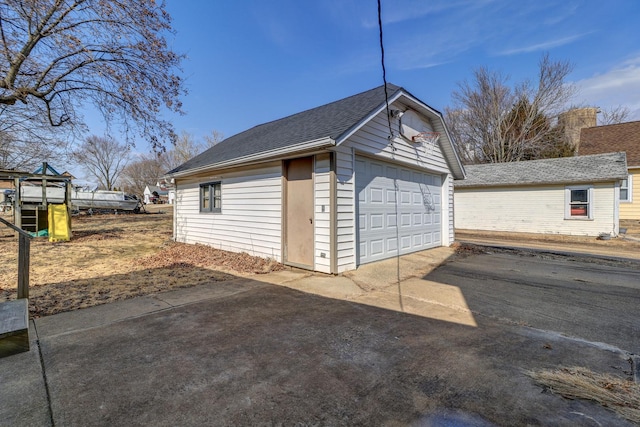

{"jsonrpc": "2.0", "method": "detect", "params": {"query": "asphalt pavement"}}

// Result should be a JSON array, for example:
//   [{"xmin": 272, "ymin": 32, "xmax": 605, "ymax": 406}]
[{"xmin": 1, "ymin": 243, "xmax": 639, "ymax": 426}]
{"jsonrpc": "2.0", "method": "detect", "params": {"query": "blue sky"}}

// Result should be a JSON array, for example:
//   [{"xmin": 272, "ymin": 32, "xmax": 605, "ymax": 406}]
[{"xmin": 78, "ymin": 0, "xmax": 640, "ymax": 179}]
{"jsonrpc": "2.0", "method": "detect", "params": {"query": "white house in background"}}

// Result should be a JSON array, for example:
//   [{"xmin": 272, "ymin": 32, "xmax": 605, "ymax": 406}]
[
  {"xmin": 166, "ymin": 84, "xmax": 465, "ymax": 273},
  {"xmin": 454, "ymin": 152, "xmax": 628, "ymax": 237},
  {"xmin": 144, "ymin": 184, "xmax": 174, "ymax": 204}
]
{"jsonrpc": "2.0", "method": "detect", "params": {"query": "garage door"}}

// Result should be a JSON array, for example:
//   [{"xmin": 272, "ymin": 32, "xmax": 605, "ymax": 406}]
[{"xmin": 355, "ymin": 156, "xmax": 442, "ymax": 264}]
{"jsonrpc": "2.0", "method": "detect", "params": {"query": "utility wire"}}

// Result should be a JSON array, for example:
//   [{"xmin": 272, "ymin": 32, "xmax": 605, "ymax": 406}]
[
  {"xmin": 377, "ymin": 0, "xmax": 394, "ymax": 146},
  {"xmin": 378, "ymin": 0, "xmax": 403, "ymax": 311}
]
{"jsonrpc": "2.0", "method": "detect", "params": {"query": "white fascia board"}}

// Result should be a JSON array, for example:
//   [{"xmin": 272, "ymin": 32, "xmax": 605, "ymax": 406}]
[
  {"xmin": 399, "ymin": 91, "xmax": 444, "ymax": 119},
  {"xmin": 335, "ymin": 91, "xmax": 405, "ymax": 146},
  {"xmin": 166, "ymin": 137, "xmax": 335, "ymax": 179}
]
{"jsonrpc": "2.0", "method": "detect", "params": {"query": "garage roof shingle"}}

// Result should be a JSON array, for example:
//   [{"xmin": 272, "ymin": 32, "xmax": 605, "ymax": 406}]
[
  {"xmin": 168, "ymin": 84, "xmax": 403, "ymax": 175},
  {"xmin": 455, "ymin": 152, "xmax": 628, "ymax": 188}
]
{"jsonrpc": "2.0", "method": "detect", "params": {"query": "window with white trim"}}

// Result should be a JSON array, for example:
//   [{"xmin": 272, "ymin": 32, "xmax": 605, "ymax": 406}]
[
  {"xmin": 200, "ymin": 182, "xmax": 221, "ymax": 213},
  {"xmin": 565, "ymin": 185, "xmax": 593, "ymax": 219},
  {"xmin": 620, "ymin": 175, "xmax": 632, "ymax": 202}
]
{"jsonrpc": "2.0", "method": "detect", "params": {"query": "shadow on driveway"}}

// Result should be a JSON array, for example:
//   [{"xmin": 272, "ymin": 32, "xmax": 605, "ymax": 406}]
[{"xmin": 1, "ymin": 253, "xmax": 638, "ymax": 426}]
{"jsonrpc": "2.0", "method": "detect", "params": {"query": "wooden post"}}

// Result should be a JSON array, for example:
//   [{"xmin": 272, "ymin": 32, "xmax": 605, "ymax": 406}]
[
  {"xmin": 17, "ymin": 234, "xmax": 30, "ymax": 299},
  {"xmin": 65, "ymin": 179, "xmax": 73, "ymax": 236},
  {"xmin": 13, "ymin": 177, "xmax": 21, "ymax": 230},
  {"xmin": 41, "ymin": 162, "xmax": 48, "ymax": 220},
  {"xmin": 0, "ymin": 217, "xmax": 32, "ymax": 299}
]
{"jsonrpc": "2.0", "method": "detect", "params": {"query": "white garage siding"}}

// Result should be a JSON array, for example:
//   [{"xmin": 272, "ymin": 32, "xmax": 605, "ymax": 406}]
[
  {"xmin": 174, "ymin": 163, "xmax": 283, "ymax": 260},
  {"xmin": 314, "ymin": 154, "xmax": 332, "ymax": 273},
  {"xmin": 334, "ymin": 145, "xmax": 357, "ymax": 273},
  {"xmin": 454, "ymin": 183, "xmax": 619, "ymax": 236},
  {"xmin": 346, "ymin": 105, "xmax": 450, "ymax": 174}
]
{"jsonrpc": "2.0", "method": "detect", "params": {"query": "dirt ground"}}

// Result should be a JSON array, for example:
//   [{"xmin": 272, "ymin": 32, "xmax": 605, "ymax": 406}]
[
  {"xmin": 0, "ymin": 206, "xmax": 283, "ymax": 317},
  {"xmin": 2, "ymin": 206, "xmax": 639, "ymax": 318}
]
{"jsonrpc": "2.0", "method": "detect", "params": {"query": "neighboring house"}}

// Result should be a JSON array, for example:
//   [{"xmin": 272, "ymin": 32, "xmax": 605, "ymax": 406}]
[
  {"xmin": 579, "ymin": 120, "xmax": 640, "ymax": 220},
  {"xmin": 157, "ymin": 179, "xmax": 176, "ymax": 204},
  {"xmin": 144, "ymin": 184, "xmax": 170, "ymax": 204},
  {"xmin": 454, "ymin": 153, "xmax": 628, "ymax": 237},
  {"xmin": 166, "ymin": 84, "xmax": 465, "ymax": 273}
]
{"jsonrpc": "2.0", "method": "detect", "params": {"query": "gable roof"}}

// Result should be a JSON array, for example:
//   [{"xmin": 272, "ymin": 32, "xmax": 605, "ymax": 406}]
[
  {"xmin": 167, "ymin": 84, "xmax": 464, "ymax": 179},
  {"xmin": 579, "ymin": 120, "xmax": 640, "ymax": 166},
  {"xmin": 32, "ymin": 164, "xmax": 62, "ymax": 176},
  {"xmin": 455, "ymin": 152, "xmax": 628, "ymax": 188}
]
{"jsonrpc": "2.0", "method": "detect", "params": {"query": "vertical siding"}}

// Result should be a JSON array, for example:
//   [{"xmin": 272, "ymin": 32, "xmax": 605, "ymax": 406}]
[
  {"xmin": 454, "ymin": 183, "xmax": 619, "ymax": 237},
  {"xmin": 174, "ymin": 163, "xmax": 283, "ymax": 260},
  {"xmin": 335, "ymin": 145, "xmax": 356, "ymax": 273},
  {"xmin": 620, "ymin": 168, "xmax": 640, "ymax": 220},
  {"xmin": 446, "ymin": 174, "xmax": 455, "ymax": 245},
  {"xmin": 314, "ymin": 154, "xmax": 331, "ymax": 273}
]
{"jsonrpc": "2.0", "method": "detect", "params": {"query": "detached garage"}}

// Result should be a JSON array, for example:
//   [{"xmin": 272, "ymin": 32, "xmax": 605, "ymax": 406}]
[{"xmin": 167, "ymin": 84, "xmax": 465, "ymax": 273}]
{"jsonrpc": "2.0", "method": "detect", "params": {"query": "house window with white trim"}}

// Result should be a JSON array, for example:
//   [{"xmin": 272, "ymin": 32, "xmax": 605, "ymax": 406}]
[
  {"xmin": 565, "ymin": 185, "xmax": 593, "ymax": 219},
  {"xmin": 620, "ymin": 175, "xmax": 632, "ymax": 202},
  {"xmin": 200, "ymin": 182, "xmax": 221, "ymax": 213}
]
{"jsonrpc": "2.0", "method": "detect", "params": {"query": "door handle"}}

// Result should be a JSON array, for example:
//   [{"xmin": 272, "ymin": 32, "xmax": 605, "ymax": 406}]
[{"xmin": 309, "ymin": 218, "xmax": 313, "ymax": 224}]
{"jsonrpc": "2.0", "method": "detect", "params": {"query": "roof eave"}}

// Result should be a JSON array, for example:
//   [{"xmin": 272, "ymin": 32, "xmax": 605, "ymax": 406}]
[
  {"xmin": 165, "ymin": 137, "xmax": 336, "ymax": 179},
  {"xmin": 455, "ymin": 176, "xmax": 628, "ymax": 188}
]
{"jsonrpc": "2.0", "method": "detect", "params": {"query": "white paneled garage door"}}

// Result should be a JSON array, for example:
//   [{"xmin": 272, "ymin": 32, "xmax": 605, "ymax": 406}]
[{"xmin": 355, "ymin": 156, "xmax": 442, "ymax": 264}]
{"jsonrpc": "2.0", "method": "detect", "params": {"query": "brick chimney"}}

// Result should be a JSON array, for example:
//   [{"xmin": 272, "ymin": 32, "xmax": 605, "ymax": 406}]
[{"xmin": 557, "ymin": 107, "xmax": 598, "ymax": 153}]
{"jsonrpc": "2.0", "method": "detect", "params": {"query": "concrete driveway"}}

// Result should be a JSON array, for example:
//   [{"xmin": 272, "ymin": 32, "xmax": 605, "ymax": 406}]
[{"xmin": 2, "ymin": 247, "xmax": 639, "ymax": 426}]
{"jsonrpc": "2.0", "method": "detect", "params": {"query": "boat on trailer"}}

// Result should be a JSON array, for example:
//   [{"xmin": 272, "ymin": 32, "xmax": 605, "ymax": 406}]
[{"xmin": 17, "ymin": 185, "xmax": 140, "ymax": 211}]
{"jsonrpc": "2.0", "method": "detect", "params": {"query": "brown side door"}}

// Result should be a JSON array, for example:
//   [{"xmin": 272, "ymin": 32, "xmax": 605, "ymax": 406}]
[{"xmin": 285, "ymin": 157, "xmax": 314, "ymax": 267}]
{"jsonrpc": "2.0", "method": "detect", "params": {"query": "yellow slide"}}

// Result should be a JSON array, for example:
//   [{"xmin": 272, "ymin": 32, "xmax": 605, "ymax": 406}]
[{"xmin": 48, "ymin": 204, "xmax": 72, "ymax": 242}]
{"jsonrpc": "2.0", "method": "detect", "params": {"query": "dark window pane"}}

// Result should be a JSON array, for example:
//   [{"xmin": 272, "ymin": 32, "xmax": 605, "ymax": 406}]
[
  {"xmin": 621, "ymin": 179, "xmax": 629, "ymax": 201},
  {"xmin": 201, "ymin": 186, "xmax": 210, "ymax": 210},
  {"xmin": 571, "ymin": 189, "xmax": 588, "ymax": 202}
]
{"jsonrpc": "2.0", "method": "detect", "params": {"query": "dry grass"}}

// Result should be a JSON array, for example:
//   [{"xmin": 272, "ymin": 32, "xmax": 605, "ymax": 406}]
[
  {"xmin": 527, "ymin": 367, "xmax": 640, "ymax": 424},
  {"xmin": 620, "ymin": 219, "xmax": 640, "ymax": 234},
  {"xmin": 0, "ymin": 208, "xmax": 284, "ymax": 317}
]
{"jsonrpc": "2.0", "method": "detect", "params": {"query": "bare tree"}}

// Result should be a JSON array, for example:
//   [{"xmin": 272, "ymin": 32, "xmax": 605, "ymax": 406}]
[
  {"xmin": 0, "ymin": 128, "xmax": 67, "ymax": 171},
  {"xmin": 0, "ymin": 0, "xmax": 184, "ymax": 149},
  {"xmin": 598, "ymin": 105, "xmax": 631, "ymax": 125},
  {"xmin": 120, "ymin": 154, "xmax": 165, "ymax": 197},
  {"xmin": 161, "ymin": 130, "xmax": 223, "ymax": 171},
  {"xmin": 446, "ymin": 54, "xmax": 576, "ymax": 164},
  {"xmin": 203, "ymin": 130, "xmax": 224, "ymax": 148},
  {"xmin": 74, "ymin": 135, "xmax": 129, "ymax": 190}
]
